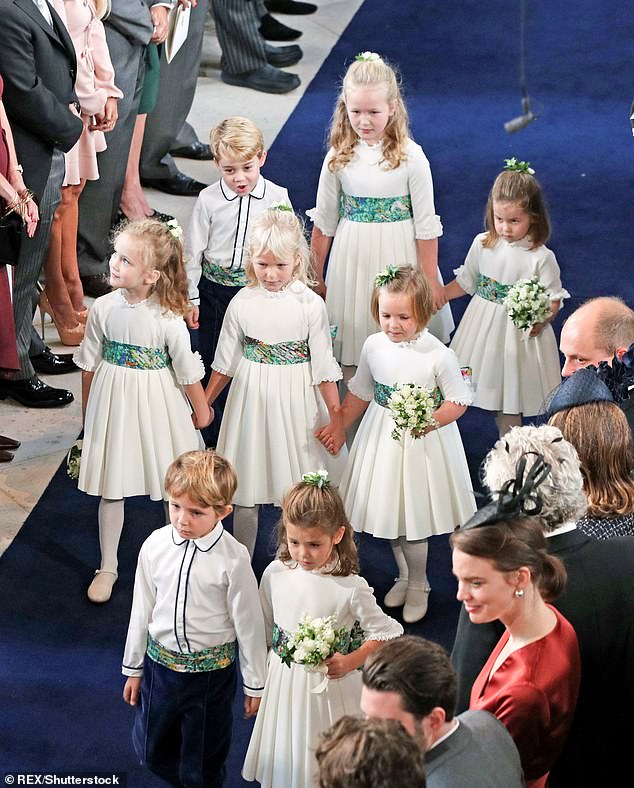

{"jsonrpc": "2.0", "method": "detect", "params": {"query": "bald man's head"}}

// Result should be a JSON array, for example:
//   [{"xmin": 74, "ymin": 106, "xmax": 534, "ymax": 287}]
[{"xmin": 560, "ymin": 297, "xmax": 634, "ymax": 377}]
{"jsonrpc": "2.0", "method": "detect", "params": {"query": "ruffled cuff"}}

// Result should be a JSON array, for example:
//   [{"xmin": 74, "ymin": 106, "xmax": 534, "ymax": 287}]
[
  {"xmin": 414, "ymin": 214, "xmax": 443, "ymax": 240},
  {"xmin": 174, "ymin": 351, "xmax": 205, "ymax": 385},
  {"xmin": 549, "ymin": 287, "xmax": 571, "ymax": 302},
  {"xmin": 306, "ymin": 207, "xmax": 337, "ymax": 237},
  {"xmin": 72, "ymin": 352, "xmax": 98, "ymax": 373},
  {"xmin": 346, "ymin": 376, "xmax": 373, "ymax": 402},
  {"xmin": 443, "ymin": 393, "xmax": 474, "ymax": 407},
  {"xmin": 452, "ymin": 265, "xmax": 477, "ymax": 295}
]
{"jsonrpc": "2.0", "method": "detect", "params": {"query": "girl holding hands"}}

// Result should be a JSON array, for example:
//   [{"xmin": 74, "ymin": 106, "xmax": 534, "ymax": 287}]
[{"xmin": 75, "ymin": 219, "xmax": 210, "ymax": 603}]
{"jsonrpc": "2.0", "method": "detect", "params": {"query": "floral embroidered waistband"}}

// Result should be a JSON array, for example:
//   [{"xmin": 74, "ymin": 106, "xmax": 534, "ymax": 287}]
[
  {"xmin": 146, "ymin": 635, "xmax": 236, "ymax": 673},
  {"xmin": 243, "ymin": 336, "xmax": 310, "ymax": 365},
  {"xmin": 102, "ymin": 339, "xmax": 169, "ymax": 369},
  {"xmin": 476, "ymin": 273, "xmax": 511, "ymax": 304},
  {"xmin": 271, "ymin": 621, "xmax": 364, "ymax": 659},
  {"xmin": 202, "ymin": 260, "xmax": 248, "ymax": 287},
  {"xmin": 374, "ymin": 380, "xmax": 442, "ymax": 409},
  {"xmin": 340, "ymin": 194, "xmax": 413, "ymax": 223}
]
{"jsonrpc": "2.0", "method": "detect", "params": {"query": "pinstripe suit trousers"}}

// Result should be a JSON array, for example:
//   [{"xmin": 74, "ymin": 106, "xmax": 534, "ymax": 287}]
[
  {"xmin": 12, "ymin": 150, "xmax": 65, "ymax": 379},
  {"xmin": 211, "ymin": 0, "xmax": 267, "ymax": 74}
]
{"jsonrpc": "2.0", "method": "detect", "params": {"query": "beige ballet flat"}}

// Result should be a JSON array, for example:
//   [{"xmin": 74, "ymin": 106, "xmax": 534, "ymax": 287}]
[
  {"xmin": 402, "ymin": 584, "xmax": 431, "ymax": 623},
  {"xmin": 87, "ymin": 570, "xmax": 118, "ymax": 603},
  {"xmin": 383, "ymin": 578, "xmax": 409, "ymax": 608}
]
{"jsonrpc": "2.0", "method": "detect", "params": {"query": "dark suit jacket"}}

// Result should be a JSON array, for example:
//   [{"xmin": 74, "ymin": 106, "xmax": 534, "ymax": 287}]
[
  {"xmin": 451, "ymin": 528, "xmax": 634, "ymax": 784},
  {"xmin": 0, "ymin": 0, "xmax": 83, "ymax": 198}
]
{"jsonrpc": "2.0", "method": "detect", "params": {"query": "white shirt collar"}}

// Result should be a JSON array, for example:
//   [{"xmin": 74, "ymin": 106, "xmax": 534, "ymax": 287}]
[
  {"xmin": 171, "ymin": 522, "xmax": 225, "ymax": 551},
  {"xmin": 219, "ymin": 175, "xmax": 266, "ymax": 202},
  {"xmin": 428, "ymin": 719, "xmax": 460, "ymax": 750}
]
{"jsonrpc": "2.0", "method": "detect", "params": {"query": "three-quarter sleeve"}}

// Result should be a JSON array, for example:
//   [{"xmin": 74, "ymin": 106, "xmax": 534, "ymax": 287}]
[
  {"xmin": 537, "ymin": 248, "xmax": 570, "ymax": 303},
  {"xmin": 164, "ymin": 316, "xmax": 205, "ymax": 384},
  {"xmin": 346, "ymin": 339, "xmax": 375, "ymax": 402},
  {"xmin": 349, "ymin": 578, "xmax": 404, "ymax": 642},
  {"xmin": 79, "ymin": 10, "xmax": 123, "ymax": 115},
  {"xmin": 453, "ymin": 235, "xmax": 484, "ymax": 294},
  {"xmin": 73, "ymin": 300, "xmax": 105, "ymax": 371},
  {"xmin": 306, "ymin": 295, "xmax": 342, "ymax": 385},
  {"xmin": 211, "ymin": 295, "xmax": 245, "ymax": 376},
  {"xmin": 435, "ymin": 347, "xmax": 474, "ymax": 406},
  {"xmin": 306, "ymin": 150, "xmax": 341, "ymax": 237},
  {"xmin": 408, "ymin": 142, "xmax": 443, "ymax": 240}
]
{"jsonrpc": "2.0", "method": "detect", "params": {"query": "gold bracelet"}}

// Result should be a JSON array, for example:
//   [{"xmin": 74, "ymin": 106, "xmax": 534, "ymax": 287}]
[{"xmin": 2, "ymin": 193, "xmax": 20, "ymax": 217}]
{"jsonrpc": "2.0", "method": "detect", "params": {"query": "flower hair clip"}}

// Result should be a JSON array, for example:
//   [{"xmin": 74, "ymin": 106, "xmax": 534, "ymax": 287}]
[
  {"xmin": 268, "ymin": 202, "xmax": 293, "ymax": 213},
  {"xmin": 504, "ymin": 157, "xmax": 535, "ymax": 175},
  {"xmin": 165, "ymin": 218, "xmax": 183, "ymax": 240},
  {"xmin": 374, "ymin": 265, "xmax": 400, "ymax": 288},
  {"xmin": 355, "ymin": 51, "xmax": 381, "ymax": 62},
  {"xmin": 302, "ymin": 469, "xmax": 330, "ymax": 489}
]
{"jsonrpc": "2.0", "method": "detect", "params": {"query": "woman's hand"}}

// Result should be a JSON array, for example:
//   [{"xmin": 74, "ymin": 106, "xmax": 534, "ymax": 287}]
[{"xmin": 150, "ymin": 5, "xmax": 169, "ymax": 43}]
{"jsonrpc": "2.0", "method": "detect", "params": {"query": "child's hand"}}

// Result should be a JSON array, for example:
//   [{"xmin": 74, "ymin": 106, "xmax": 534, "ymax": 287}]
[
  {"xmin": 185, "ymin": 306, "xmax": 200, "ymax": 330},
  {"xmin": 123, "ymin": 676, "xmax": 142, "ymax": 706},
  {"xmin": 192, "ymin": 405, "xmax": 214, "ymax": 429},
  {"xmin": 244, "ymin": 695, "xmax": 261, "ymax": 719},
  {"xmin": 325, "ymin": 652, "xmax": 352, "ymax": 679},
  {"xmin": 429, "ymin": 279, "xmax": 448, "ymax": 312},
  {"xmin": 529, "ymin": 321, "xmax": 547, "ymax": 337},
  {"xmin": 315, "ymin": 418, "xmax": 345, "ymax": 455}
]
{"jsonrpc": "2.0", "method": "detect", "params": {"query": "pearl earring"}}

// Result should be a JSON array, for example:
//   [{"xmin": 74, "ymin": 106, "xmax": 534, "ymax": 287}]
[{"xmin": 514, "ymin": 589, "xmax": 524, "ymax": 598}]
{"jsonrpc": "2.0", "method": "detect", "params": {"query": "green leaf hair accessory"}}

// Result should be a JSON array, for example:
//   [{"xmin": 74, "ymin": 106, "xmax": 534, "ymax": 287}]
[
  {"xmin": 165, "ymin": 218, "xmax": 184, "ymax": 240},
  {"xmin": 302, "ymin": 469, "xmax": 330, "ymax": 489},
  {"xmin": 504, "ymin": 157, "xmax": 535, "ymax": 176},
  {"xmin": 268, "ymin": 202, "xmax": 293, "ymax": 212},
  {"xmin": 355, "ymin": 51, "xmax": 381, "ymax": 62},
  {"xmin": 374, "ymin": 265, "xmax": 400, "ymax": 288}
]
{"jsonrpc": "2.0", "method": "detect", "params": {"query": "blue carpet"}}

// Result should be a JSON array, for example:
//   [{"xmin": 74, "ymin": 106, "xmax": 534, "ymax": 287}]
[{"xmin": 2, "ymin": 0, "xmax": 633, "ymax": 785}]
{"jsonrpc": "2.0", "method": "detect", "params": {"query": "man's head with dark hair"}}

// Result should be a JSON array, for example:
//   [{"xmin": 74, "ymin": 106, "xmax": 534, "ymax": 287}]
[{"xmin": 361, "ymin": 636, "xmax": 457, "ymax": 750}]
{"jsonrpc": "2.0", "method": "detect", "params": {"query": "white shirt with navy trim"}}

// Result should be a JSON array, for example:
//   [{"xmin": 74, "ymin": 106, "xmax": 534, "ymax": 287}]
[
  {"xmin": 185, "ymin": 175, "xmax": 291, "ymax": 304},
  {"xmin": 122, "ymin": 522, "xmax": 267, "ymax": 696}
]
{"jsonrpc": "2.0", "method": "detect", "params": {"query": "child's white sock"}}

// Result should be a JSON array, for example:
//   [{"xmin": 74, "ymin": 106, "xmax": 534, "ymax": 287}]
[
  {"xmin": 232, "ymin": 505, "xmax": 259, "ymax": 558},
  {"xmin": 98, "ymin": 497, "xmax": 125, "ymax": 574},
  {"xmin": 401, "ymin": 538, "xmax": 430, "ymax": 589}
]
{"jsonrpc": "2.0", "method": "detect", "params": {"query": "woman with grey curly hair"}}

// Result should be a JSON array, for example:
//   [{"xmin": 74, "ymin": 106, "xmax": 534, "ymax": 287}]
[{"xmin": 481, "ymin": 423, "xmax": 587, "ymax": 530}]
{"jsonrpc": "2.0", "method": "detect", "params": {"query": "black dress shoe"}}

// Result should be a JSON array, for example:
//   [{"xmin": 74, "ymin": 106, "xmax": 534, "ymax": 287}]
[
  {"xmin": 221, "ymin": 65, "xmax": 300, "ymax": 94},
  {"xmin": 265, "ymin": 43, "xmax": 302, "ymax": 68},
  {"xmin": 259, "ymin": 12, "xmax": 302, "ymax": 40},
  {"xmin": 31, "ymin": 346, "xmax": 78, "ymax": 375},
  {"xmin": 170, "ymin": 142, "xmax": 214, "ymax": 161},
  {"xmin": 0, "ymin": 449, "xmax": 14, "ymax": 462},
  {"xmin": 140, "ymin": 172, "xmax": 208, "ymax": 196},
  {"xmin": 81, "ymin": 273, "xmax": 112, "ymax": 298},
  {"xmin": 265, "ymin": 0, "xmax": 317, "ymax": 14},
  {"xmin": 0, "ymin": 435, "xmax": 21, "ymax": 449},
  {"xmin": 0, "ymin": 376, "xmax": 74, "ymax": 408},
  {"xmin": 116, "ymin": 209, "xmax": 175, "ymax": 225}
]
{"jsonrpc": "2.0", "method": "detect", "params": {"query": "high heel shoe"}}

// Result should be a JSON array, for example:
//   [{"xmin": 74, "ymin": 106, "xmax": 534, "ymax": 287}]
[
  {"xmin": 38, "ymin": 290, "xmax": 85, "ymax": 346},
  {"xmin": 75, "ymin": 307, "xmax": 89, "ymax": 324}
]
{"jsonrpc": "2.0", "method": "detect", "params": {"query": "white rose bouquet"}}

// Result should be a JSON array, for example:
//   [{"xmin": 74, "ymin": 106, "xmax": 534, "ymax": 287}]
[
  {"xmin": 504, "ymin": 277, "xmax": 552, "ymax": 331},
  {"xmin": 387, "ymin": 383, "xmax": 437, "ymax": 441},
  {"xmin": 279, "ymin": 614, "xmax": 346, "ymax": 692}
]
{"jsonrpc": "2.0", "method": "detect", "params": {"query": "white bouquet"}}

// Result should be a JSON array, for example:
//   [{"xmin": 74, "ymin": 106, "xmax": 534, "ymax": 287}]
[
  {"xmin": 279, "ymin": 614, "xmax": 346, "ymax": 692},
  {"xmin": 387, "ymin": 383, "xmax": 437, "ymax": 441},
  {"xmin": 504, "ymin": 277, "xmax": 552, "ymax": 331}
]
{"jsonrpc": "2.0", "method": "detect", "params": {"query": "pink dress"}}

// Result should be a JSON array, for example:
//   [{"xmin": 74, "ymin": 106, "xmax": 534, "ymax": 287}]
[{"xmin": 52, "ymin": 0, "xmax": 123, "ymax": 184}]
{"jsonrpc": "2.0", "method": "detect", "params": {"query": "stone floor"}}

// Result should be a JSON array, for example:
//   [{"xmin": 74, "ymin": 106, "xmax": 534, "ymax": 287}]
[{"xmin": 0, "ymin": 0, "xmax": 363, "ymax": 557}]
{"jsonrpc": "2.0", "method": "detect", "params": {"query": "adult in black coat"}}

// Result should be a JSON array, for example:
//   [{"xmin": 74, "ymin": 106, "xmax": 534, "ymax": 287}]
[
  {"xmin": 0, "ymin": 0, "xmax": 83, "ymax": 406},
  {"xmin": 451, "ymin": 424, "xmax": 634, "ymax": 786}
]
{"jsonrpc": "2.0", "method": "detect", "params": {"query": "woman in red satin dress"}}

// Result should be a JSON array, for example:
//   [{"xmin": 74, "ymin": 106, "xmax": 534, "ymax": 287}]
[{"xmin": 452, "ymin": 505, "xmax": 580, "ymax": 788}]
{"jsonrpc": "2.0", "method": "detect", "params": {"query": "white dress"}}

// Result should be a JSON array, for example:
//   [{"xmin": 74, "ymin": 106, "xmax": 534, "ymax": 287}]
[
  {"xmin": 449, "ymin": 234, "xmax": 569, "ymax": 417},
  {"xmin": 212, "ymin": 281, "xmax": 348, "ymax": 507},
  {"xmin": 74, "ymin": 290, "xmax": 205, "ymax": 500},
  {"xmin": 309, "ymin": 138, "xmax": 453, "ymax": 366},
  {"xmin": 341, "ymin": 330, "xmax": 476, "ymax": 540},
  {"xmin": 242, "ymin": 559, "xmax": 403, "ymax": 788}
]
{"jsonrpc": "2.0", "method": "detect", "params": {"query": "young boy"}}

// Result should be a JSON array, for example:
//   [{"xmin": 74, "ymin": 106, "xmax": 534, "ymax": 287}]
[
  {"xmin": 185, "ymin": 116, "xmax": 292, "ymax": 445},
  {"xmin": 122, "ymin": 450, "xmax": 267, "ymax": 788}
]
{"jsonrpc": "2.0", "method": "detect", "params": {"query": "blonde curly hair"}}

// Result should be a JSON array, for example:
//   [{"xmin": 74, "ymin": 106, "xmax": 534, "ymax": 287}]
[
  {"xmin": 328, "ymin": 56, "xmax": 409, "ymax": 173},
  {"xmin": 244, "ymin": 208, "xmax": 315, "ymax": 287}
]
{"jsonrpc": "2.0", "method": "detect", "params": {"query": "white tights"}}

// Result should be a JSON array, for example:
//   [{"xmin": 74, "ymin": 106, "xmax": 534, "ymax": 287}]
[
  {"xmin": 98, "ymin": 498, "xmax": 125, "ymax": 574},
  {"xmin": 390, "ymin": 536, "xmax": 429, "ymax": 588},
  {"xmin": 233, "ymin": 505, "xmax": 260, "ymax": 558}
]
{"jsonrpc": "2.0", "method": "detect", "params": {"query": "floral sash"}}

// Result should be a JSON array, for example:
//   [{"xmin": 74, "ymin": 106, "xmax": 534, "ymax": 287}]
[
  {"xmin": 476, "ymin": 273, "xmax": 511, "ymax": 304},
  {"xmin": 146, "ymin": 635, "xmax": 236, "ymax": 673},
  {"xmin": 202, "ymin": 260, "xmax": 248, "ymax": 287},
  {"xmin": 243, "ymin": 336, "xmax": 310, "ymax": 365},
  {"xmin": 340, "ymin": 194, "xmax": 413, "ymax": 223},
  {"xmin": 102, "ymin": 339, "xmax": 169, "ymax": 369},
  {"xmin": 272, "ymin": 621, "xmax": 365, "ymax": 659}
]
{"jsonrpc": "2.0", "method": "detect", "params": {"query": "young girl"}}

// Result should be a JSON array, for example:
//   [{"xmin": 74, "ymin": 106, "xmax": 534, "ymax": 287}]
[
  {"xmin": 74, "ymin": 219, "xmax": 211, "ymax": 604},
  {"xmin": 445, "ymin": 160, "xmax": 569, "ymax": 436},
  {"xmin": 242, "ymin": 472, "xmax": 403, "ymax": 788},
  {"xmin": 318, "ymin": 266, "xmax": 476, "ymax": 623},
  {"xmin": 309, "ymin": 51, "xmax": 453, "ymax": 373},
  {"xmin": 205, "ymin": 207, "xmax": 348, "ymax": 557}
]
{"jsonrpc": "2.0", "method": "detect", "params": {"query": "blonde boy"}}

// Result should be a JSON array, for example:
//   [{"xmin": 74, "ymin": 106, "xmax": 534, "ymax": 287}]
[
  {"xmin": 122, "ymin": 450, "xmax": 267, "ymax": 788},
  {"xmin": 185, "ymin": 117, "xmax": 291, "ymax": 444}
]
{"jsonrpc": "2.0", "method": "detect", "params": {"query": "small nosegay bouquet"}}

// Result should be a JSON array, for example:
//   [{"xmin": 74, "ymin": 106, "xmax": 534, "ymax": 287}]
[
  {"xmin": 504, "ymin": 277, "xmax": 552, "ymax": 332},
  {"xmin": 387, "ymin": 383, "xmax": 437, "ymax": 441},
  {"xmin": 279, "ymin": 614, "xmax": 346, "ymax": 693}
]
